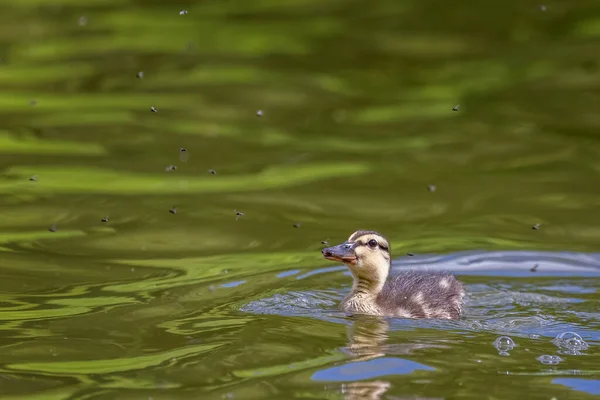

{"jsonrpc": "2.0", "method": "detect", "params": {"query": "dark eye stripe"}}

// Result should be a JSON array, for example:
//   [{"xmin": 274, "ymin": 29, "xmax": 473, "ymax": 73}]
[{"xmin": 355, "ymin": 242, "xmax": 389, "ymax": 251}]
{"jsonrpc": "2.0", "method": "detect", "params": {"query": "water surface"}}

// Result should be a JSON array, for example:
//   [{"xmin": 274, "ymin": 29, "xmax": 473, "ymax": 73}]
[{"xmin": 1, "ymin": 0, "xmax": 600, "ymax": 398}]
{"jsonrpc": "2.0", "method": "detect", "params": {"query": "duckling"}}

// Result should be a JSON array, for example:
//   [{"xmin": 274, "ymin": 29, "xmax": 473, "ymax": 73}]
[{"xmin": 322, "ymin": 230, "xmax": 465, "ymax": 320}]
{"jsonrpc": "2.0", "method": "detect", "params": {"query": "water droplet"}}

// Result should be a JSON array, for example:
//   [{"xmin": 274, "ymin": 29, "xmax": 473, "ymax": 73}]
[
  {"xmin": 493, "ymin": 336, "xmax": 515, "ymax": 355},
  {"xmin": 537, "ymin": 354, "xmax": 563, "ymax": 365},
  {"xmin": 552, "ymin": 332, "xmax": 588, "ymax": 355}
]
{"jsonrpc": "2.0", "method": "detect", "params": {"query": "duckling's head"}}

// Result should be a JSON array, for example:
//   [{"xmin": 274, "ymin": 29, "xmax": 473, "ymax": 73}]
[{"xmin": 322, "ymin": 230, "xmax": 391, "ymax": 284}]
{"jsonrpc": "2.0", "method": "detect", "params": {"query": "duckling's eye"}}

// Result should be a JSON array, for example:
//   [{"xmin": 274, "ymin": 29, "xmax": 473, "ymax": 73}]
[{"xmin": 368, "ymin": 239, "xmax": 378, "ymax": 248}]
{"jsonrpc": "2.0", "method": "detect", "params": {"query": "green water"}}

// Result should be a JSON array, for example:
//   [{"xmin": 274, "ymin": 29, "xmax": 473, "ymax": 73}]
[{"xmin": 1, "ymin": 0, "xmax": 600, "ymax": 399}]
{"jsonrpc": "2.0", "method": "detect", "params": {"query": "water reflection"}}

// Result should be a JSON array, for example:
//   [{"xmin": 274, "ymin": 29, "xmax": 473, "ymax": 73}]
[
  {"xmin": 344, "ymin": 315, "xmax": 390, "ymax": 362},
  {"xmin": 315, "ymin": 315, "xmax": 438, "ymax": 399},
  {"xmin": 1, "ymin": 0, "xmax": 600, "ymax": 397}
]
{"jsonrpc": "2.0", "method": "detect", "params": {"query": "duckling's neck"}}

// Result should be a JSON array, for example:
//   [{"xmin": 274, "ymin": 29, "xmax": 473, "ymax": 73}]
[
  {"xmin": 342, "ymin": 275, "xmax": 385, "ymax": 315},
  {"xmin": 350, "ymin": 275, "xmax": 385, "ymax": 298},
  {"xmin": 341, "ymin": 260, "xmax": 390, "ymax": 314}
]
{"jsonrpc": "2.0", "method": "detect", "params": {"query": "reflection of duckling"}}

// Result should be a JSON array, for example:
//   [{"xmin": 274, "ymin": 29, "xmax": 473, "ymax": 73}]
[
  {"xmin": 345, "ymin": 315, "xmax": 390, "ymax": 362},
  {"xmin": 341, "ymin": 380, "xmax": 391, "ymax": 400},
  {"xmin": 322, "ymin": 230, "xmax": 465, "ymax": 319}
]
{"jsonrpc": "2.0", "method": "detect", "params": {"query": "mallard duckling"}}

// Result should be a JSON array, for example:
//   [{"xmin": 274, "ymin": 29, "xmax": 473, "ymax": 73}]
[{"xmin": 322, "ymin": 230, "xmax": 465, "ymax": 320}]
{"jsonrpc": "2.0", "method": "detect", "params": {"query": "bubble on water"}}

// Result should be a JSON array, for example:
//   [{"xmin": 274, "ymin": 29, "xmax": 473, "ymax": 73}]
[
  {"xmin": 493, "ymin": 336, "xmax": 516, "ymax": 356},
  {"xmin": 552, "ymin": 331, "xmax": 588, "ymax": 355},
  {"xmin": 537, "ymin": 354, "xmax": 563, "ymax": 365}
]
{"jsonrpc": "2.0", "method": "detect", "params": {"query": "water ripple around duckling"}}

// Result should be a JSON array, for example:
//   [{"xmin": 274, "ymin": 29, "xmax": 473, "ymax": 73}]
[
  {"xmin": 238, "ymin": 250, "xmax": 600, "ymax": 397},
  {"xmin": 242, "ymin": 249, "xmax": 600, "ymax": 338}
]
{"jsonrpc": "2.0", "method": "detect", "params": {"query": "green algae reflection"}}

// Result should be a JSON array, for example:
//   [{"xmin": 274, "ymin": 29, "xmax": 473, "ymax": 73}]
[
  {"xmin": 1, "ymin": 163, "xmax": 369, "ymax": 194},
  {"xmin": 6, "ymin": 343, "xmax": 221, "ymax": 376}
]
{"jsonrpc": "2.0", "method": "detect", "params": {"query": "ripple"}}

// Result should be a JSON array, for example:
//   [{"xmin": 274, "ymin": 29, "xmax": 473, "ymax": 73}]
[
  {"xmin": 241, "ymin": 250, "xmax": 600, "ymax": 341},
  {"xmin": 240, "ymin": 290, "xmax": 341, "ymax": 322},
  {"xmin": 390, "ymin": 250, "xmax": 600, "ymax": 277}
]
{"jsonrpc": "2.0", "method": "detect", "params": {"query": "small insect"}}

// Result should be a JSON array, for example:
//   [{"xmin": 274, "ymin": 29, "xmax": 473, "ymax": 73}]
[
  {"xmin": 234, "ymin": 210, "xmax": 244, "ymax": 220},
  {"xmin": 165, "ymin": 165, "xmax": 177, "ymax": 171},
  {"xmin": 150, "ymin": 106, "xmax": 157, "ymax": 113},
  {"xmin": 321, "ymin": 241, "xmax": 329, "ymax": 245},
  {"xmin": 179, "ymin": 148, "xmax": 188, "ymax": 162},
  {"xmin": 49, "ymin": 224, "xmax": 57, "ymax": 232},
  {"xmin": 101, "ymin": 216, "xmax": 109, "ymax": 222},
  {"xmin": 293, "ymin": 222, "xmax": 302, "ymax": 228},
  {"xmin": 427, "ymin": 184, "xmax": 436, "ymax": 192},
  {"xmin": 169, "ymin": 207, "xmax": 177, "ymax": 214},
  {"xmin": 179, "ymin": 9, "xmax": 188, "ymax": 15},
  {"xmin": 78, "ymin": 16, "xmax": 87, "ymax": 26},
  {"xmin": 208, "ymin": 169, "xmax": 217, "ymax": 175},
  {"xmin": 530, "ymin": 264, "xmax": 539, "ymax": 272},
  {"xmin": 539, "ymin": 4, "xmax": 547, "ymax": 11},
  {"xmin": 532, "ymin": 224, "xmax": 541, "ymax": 230},
  {"xmin": 136, "ymin": 71, "xmax": 144, "ymax": 79},
  {"xmin": 407, "ymin": 253, "xmax": 415, "ymax": 257},
  {"xmin": 256, "ymin": 110, "xmax": 263, "ymax": 117},
  {"xmin": 29, "ymin": 175, "xmax": 37, "ymax": 181},
  {"xmin": 452, "ymin": 104, "xmax": 460, "ymax": 112}
]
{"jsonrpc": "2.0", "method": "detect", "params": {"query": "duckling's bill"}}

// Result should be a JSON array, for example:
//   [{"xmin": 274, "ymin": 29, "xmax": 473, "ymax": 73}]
[{"xmin": 322, "ymin": 242, "xmax": 358, "ymax": 264}]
